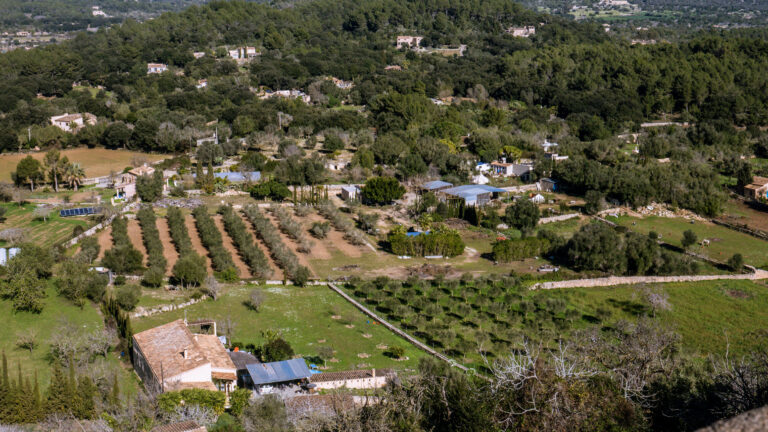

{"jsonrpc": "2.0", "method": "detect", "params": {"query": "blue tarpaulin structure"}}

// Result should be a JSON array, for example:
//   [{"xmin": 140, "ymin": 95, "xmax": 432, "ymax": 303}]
[{"xmin": 245, "ymin": 358, "xmax": 311, "ymax": 386}]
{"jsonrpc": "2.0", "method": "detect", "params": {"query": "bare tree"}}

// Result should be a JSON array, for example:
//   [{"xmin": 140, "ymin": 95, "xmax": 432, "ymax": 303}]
[
  {"xmin": 0, "ymin": 228, "xmax": 27, "ymax": 245},
  {"xmin": 247, "ymin": 288, "xmax": 265, "ymax": 311},
  {"xmin": 642, "ymin": 286, "xmax": 672, "ymax": 317},
  {"xmin": 33, "ymin": 206, "xmax": 52, "ymax": 222},
  {"xmin": 15, "ymin": 329, "xmax": 38, "ymax": 353},
  {"xmin": 204, "ymin": 275, "xmax": 220, "ymax": 300},
  {"xmin": 163, "ymin": 404, "xmax": 217, "ymax": 428}
]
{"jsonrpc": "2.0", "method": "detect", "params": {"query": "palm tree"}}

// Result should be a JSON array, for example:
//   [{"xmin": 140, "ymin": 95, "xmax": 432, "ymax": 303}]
[
  {"xmin": 43, "ymin": 149, "xmax": 64, "ymax": 192},
  {"xmin": 64, "ymin": 162, "xmax": 85, "ymax": 191}
]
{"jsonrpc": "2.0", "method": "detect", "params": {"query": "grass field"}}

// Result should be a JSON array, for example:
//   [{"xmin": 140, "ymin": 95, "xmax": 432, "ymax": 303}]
[
  {"xmin": 0, "ymin": 202, "xmax": 91, "ymax": 247},
  {"xmin": 610, "ymin": 215, "xmax": 768, "ymax": 268},
  {"xmin": 133, "ymin": 284, "xmax": 426, "ymax": 372},
  {"xmin": 0, "ymin": 283, "xmax": 138, "ymax": 392},
  {"xmin": 557, "ymin": 279, "xmax": 768, "ymax": 356},
  {"xmin": 0, "ymin": 148, "xmax": 170, "ymax": 182}
]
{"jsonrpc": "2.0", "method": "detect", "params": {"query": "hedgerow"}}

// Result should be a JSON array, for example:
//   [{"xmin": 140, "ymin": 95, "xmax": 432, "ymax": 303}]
[
  {"xmin": 136, "ymin": 206, "xmax": 167, "ymax": 282},
  {"xmin": 269, "ymin": 204, "xmax": 314, "ymax": 253},
  {"xmin": 243, "ymin": 204, "xmax": 309, "ymax": 285},
  {"xmin": 218, "ymin": 205, "xmax": 272, "ymax": 279},
  {"xmin": 102, "ymin": 217, "xmax": 143, "ymax": 274},
  {"xmin": 192, "ymin": 206, "xmax": 236, "ymax": 275},
  {"xmin": 166, "ymin": 206, "xmax": 193, "ymax": 256}
]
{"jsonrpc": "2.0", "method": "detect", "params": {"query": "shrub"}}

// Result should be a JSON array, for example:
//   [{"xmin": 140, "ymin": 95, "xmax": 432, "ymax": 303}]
[
  {"xmin": 492, "ymin": 238, "xmax": 550, "ymax": 263},
  {"xmin": 310, "ymin": 221, "xmax": 331, "ymax": 239},
  {"xmin": 218, "ymin": 205, "xmax": 272, "ymax": 279},
  {"xmin": 172, "ymin": 253, "xmax": 208, "ymax": 288},
  {"xmin": 385, "ymin": 346, "xmax": 406, "ymax": 359},
  {"xmin": 157, "ymin": 389, "xmax": 226, "ymax": 415},
  {"xmin": 115, "ymin": 284, "xmax": 140, "ymax": 311}
]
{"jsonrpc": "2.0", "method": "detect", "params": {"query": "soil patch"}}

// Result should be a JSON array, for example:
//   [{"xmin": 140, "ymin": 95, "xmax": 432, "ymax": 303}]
[
  {"xmin": 305, "ymin": 212, "xmax": 363, "ymax": 258},
  {"xmin": 184, "ymin": 214, "xmax": 214, "ymax": 274},
  {"xmin": 727, "ymin": 289, "xmax": 753, "ymax": 299},
  {"xmin": 298, "ymin": 212, "xmax": 332, "ymax": 259},
  {"xmin": 126, "ymin": 219, "xmax": 148, "ymax": 265},
  {"xmin": 155, "ymin": 217, "xmax": 179, "ymax": 276},
  {"xmin": 213, "ymin": 215, "xmax": 252, "ymax": 279},
  {"xmin": 96, "ymin": 226, "xmax": 112, "ymax": 260},
  {"xmin": 238, "ymin": 212, "xmax": 283, "ymax": 280}
]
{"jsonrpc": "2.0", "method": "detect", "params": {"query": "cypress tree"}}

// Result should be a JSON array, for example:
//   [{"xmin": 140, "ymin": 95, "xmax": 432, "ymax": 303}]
[
  {"xmin": 46, "ymin": 362, "xmax": 70, "ymax": 414},
  {"xmin": 0, "ymin": 351, "xmax": 7, "ymax": 422},
  {"xmin": 75, "ymin": 376, "xmax": 96, "ymax": 419},
  {"xmin": 31, "ymin": 371, "xmax": 41, "ymax": 422},
  {"xmin": 109, "ymin": 374, "xmax": 120, "ymax": 407}
]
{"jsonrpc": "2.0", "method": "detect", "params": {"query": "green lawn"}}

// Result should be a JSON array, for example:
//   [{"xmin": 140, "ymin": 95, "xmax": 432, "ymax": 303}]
[
  {"xmin": 557, "ymin": 279, "xmax": 768, "ymax": 356},
  {"xmin": 0, "ymin": 203, "xmax": 92, "ymax": 248},
  {"xmin": 610, "ymin": 215, "xmax": 768, "ymax": 268},
  {"xmin": 0, "ymin": 283, "xmax": 137, "ymax": 392},
  {"xmin": 133, "ymin": 284, "xmax": 426, "ymax": 372}
]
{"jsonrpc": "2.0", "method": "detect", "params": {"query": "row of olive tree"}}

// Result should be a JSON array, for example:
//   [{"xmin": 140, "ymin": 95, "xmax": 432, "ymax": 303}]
[
  {"xmin": 192, "ymin": 206, "xmax": 237, "ymax": 281},
  {"xmin": 165, "ymin": 207, "xmax": 208, "ymax": 288},
  {"xmin": 268, "ymin": 204, "xmax": 314, "ymax": 253},
  {"xmin": 242, "ymin": 204, "xmax": 309, "ymax": 285},
  {"xmin": 102, "ymin": 217, "xmax": 143, "ymax": 274},
  {"xmin": 136, "ymin": 206, "xmax": 167, "ymax": 287},
  {"xmin": 316, "ymin": 201, "xmax": 367, "ymax": 245},
  {"xmin": 217, "ymin": 205, "xmax": 272, "ymax": 279}
]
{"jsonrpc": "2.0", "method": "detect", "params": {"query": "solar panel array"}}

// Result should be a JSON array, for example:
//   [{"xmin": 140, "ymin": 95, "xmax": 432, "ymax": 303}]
[{"xmin": 59, "ymin": 207, "xmax": 99, "ymax": 217}]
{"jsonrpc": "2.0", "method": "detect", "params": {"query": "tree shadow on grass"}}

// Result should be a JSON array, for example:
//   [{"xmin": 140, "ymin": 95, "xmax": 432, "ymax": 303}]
[{"xmin": 607, "ymin": 298, "xmax": 649, "ymax": 316}]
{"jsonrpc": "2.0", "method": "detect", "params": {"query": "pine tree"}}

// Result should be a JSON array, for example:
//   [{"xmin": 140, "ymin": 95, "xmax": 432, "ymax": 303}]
[{"xmin": 31, "ymin": 371, "xmax": 41, "ymax": 422}]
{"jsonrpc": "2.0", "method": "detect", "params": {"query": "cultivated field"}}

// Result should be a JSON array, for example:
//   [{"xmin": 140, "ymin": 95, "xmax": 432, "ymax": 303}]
[
  {"xmin": 0, "ymin": 148, "xmax": 169, "ymax": 182},
  {"xmin": 610, "ymin": 215, "xmax": 768, "ymax": 267},
  {"xmin": 133, "ymin": 284, "xmax": 425, "ymax": 371},
  {"xmin": 0, "ymin": 202, "xmax": 91, "ymax": 248}
]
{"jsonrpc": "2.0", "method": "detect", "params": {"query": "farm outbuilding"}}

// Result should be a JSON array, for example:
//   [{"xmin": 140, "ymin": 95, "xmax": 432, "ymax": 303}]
[
  {"xmin": 421, "ymin": 180, "xmax": 454, "ymax": 193},
  {"xmin": 245, "ymin": 358, "xmax": 312, "ymax": 391},
  {"xmin": 341, "ymin": 185, "xmax": 361, "ymax": 201},
  {"xmin": 439, "ymin": 184, "xmax": 507, "ymax": 206}
]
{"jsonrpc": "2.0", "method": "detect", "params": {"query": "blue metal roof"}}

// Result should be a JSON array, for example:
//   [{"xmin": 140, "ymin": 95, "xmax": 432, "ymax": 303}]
[
  {"xmin": 245, "ymin": 358, "xmax": 311, "ymax": 385},
  {"xmin": 422, "ymin": 180, "xmax": 453, "ymax": 190},
  {"xmin": 213, "ymin": 171, "xmax": 261, "ymax": 182},
  {"xmin": 442, "ymin": 184, "xmax": 506, "ymax": 199}
]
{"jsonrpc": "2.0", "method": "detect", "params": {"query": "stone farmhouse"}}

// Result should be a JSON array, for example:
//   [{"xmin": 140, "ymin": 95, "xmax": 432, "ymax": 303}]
[{"xmin": 50, "ymin": 113, "xmax": 96, "ymax": 132}]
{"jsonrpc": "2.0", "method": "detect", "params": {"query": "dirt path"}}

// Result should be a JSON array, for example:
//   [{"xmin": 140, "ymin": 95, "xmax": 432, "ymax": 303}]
[
  {"xmin": 305, "ymin": 212, "xmax": 362, "ymax": 258},
  {"xmin": 126, "ymin": 219, "xmax": 149, "ymax": 266},
  {"xmin": 238, "ymin": 212, "xmax": 284, "ymax": 280},
  {"xmin": 184, "ymin": 214, "xmax": 214, "ymax": 274},
  {"xmin": 97, "ymin": 226, "xmax": 112, "ymax": 260},
  {"xmin": 155, "ymin": 217, "xmax": 179, "ymax": 276},
  {"xmin": 532, "ymin": 268, "xmax": 768, "ymax": 290},
  {"xmin": 213, "ymin": 214, "xmax": 252, "ymax": 279},
  {"xmin": 263, "ymin": 211, "xmax": 316, "ymax": 275}
]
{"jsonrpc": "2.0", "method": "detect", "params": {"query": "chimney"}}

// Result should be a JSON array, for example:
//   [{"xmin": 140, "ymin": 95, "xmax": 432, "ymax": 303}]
[
  {"xmin": 182, "ymin": 349, "xmax": 188, "ymax": 359},
  {"xmin": 372, "ymin": 368, "xmax": 376, "ymax": 378}
]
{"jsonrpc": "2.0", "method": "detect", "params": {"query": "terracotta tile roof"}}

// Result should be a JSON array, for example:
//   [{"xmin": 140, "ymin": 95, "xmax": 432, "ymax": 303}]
[
  {"xmin": 133, "ymin": 320, "xmax": 208, "ymax": 381},
  {"xmin": 129, "ymin": 165, "xmax": 155, "ymax": 177},
  {"xmin": 151, "ymin": 421, "xmax": 206, "ymax": 432},
  {"xmin": 749, "ymin": 176, "xmax": 768, "ymax": 187},
  {"xmin": 310, "ymin": 369, "xmax": 395, "ymax": 383},
  {"xmin": 211, "ymin": 371, "xmax": 237, "ymax": 381},
  {"xmin": 195, "ymin": 334, "xmax": 236, "ymax": 372}
]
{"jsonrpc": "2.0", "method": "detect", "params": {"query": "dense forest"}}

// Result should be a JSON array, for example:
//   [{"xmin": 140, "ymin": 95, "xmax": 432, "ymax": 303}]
[{"xmin": 1, "ymin": 0, "xmax": 768, "ymax": 213}]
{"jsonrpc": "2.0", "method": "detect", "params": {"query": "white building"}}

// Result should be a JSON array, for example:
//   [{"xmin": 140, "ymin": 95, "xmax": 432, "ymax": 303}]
[
  {"xmin": 196, "ymin": 79, "xmax": 208, "ymax": 89},
  {"xmin": 472, "ymin": 174, "xmax": 490, "ymax": 185},
  {"xmin": 506, "ymin": 26, "xmax": 536, "ymax": 37},
  {"xmin": 132, "ymin": 319, "xmax": 237, "ymax": 394},
  {"xmin": 309, "ymin": 369, "xmax": 395, "ymax": 390},
  {"xmin": 50, "ymin": 113, "xmax": 97, "ymax": 132},
  {"xmin": 193, "ymin": 51, "xmax": 206, "ymax": 59},
  {"xmin": 147, "ymin": 63, "xmax": 168, "ymax": 74},
  {"xmin": 396, "ymin": 36, "xmax": 423, "ymax": 48},
  {"xmin": 228, "ymin": 46, "xmax": 259, "ymax": 61}
]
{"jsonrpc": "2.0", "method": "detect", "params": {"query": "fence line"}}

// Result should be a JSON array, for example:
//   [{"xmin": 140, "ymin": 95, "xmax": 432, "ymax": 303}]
[{"xmin": 326, "ymin": 282, "xmax": 475, "ymax": 374}]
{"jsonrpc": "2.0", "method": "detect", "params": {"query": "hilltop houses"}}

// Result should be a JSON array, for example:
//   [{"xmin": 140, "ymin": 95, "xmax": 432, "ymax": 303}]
[
  {"xmin": 256, "ymin": 89, "xmax": 311, "ymax": 104},
  {"xmin": 506, "ymin": 26, "xmax": 536, "ymax": 37},
  {"xmin": 147, "ymin": 63, "xmax": 168, "ymax": 74},
  {"xmin": 132, "ymin": 319, "xmax": 237, "ymax": 394},
  {"xmin": 396, "ymin": 36, "xmax": 423, "ymax": 48},
  {"xmin": 50, "ymin": 113, "xmax": 97, "ymax": 132},
  {"xmin": 228, "ymin": 46, "xmax": 259, "ymax": 62},
  {"xmin": 744, "ymin": 176, "xmax": 768, "ymax": 201}
]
